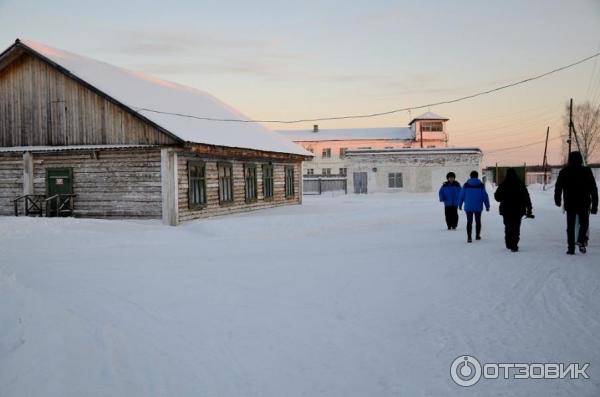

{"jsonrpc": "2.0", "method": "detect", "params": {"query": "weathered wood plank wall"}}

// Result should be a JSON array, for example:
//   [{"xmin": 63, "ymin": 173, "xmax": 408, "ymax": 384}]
[
  {"xmin": 30, "ymin": 149, "xmax": 162, "ymax": 218},
  {"xmin": 1, "ymin": 149, "xmax": 303, "ymax": 221},
  {"xmin": 0, "ymin": 53, "xmax": 177, "ymax": 147},
  {"xmin": 0, "ymin": 154, "xmax": 23, "ymax": 215},
  {"xmin": 178, "ymin": 152, "xmax": 301, "ymax": 222}
]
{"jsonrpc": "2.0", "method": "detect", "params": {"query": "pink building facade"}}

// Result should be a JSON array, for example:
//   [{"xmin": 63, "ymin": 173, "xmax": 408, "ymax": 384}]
[{"xmin": 278, "ymin": 112, "xmax": 450, "ymax": 177}]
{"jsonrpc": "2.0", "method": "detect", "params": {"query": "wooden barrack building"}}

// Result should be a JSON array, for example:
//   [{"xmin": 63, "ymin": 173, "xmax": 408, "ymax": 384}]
[{"xmin": 0, "ymin": 39, "xmax": 312, "ymax": 225}]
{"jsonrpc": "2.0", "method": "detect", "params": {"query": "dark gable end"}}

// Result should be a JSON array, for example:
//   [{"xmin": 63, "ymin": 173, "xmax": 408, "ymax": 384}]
[{"xmin": 0, "ymin": 40, "xmax": 182, "ymax": 147}]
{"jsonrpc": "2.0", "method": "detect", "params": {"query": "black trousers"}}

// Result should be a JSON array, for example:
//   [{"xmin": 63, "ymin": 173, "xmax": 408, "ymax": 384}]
[
  {"xmin": 503, "ymin": 214, "xmax": 522, "ymax": 249},
  {"xmin": 566, "ymin": 210, "xmax": 590, "ymax": 249},
  {"xmin": 444, "ymin": 206, "xmax": 459, "ymax": 228},
  {"xmin": 466, "ymin": 211, "xmax": 482, "ymax": 238}
]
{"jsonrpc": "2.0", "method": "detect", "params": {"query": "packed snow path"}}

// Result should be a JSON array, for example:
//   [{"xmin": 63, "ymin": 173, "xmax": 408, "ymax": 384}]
[{"xmin": 1, "ymin": 187, "xmax": 599, "ymax": 396}]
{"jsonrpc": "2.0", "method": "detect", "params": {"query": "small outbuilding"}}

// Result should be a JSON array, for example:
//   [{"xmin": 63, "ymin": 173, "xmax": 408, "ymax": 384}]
[
  {"xmin": 0, "ymin": 39, "xmax": 312, "ymax": 225},
  {"xmin": 345, "ymin": 147, "xmax": 483, "ymax": 193}
]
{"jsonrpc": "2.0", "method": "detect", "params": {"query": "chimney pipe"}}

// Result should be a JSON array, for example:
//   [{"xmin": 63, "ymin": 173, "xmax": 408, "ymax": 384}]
[{"xmin": 313, "ymin": 124, "xmax": 319, "ymax": 133}]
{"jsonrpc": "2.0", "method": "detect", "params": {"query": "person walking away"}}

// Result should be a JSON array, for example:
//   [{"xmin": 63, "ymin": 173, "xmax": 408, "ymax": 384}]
[
  {"xmin": 459, "ymin": 170, "xmax": 490, "ymax": 243},
  {"xmin": 554, "ymin": 151, "xmax": 598, "ymax": 255},
  {"xmin": 439, "ymin": 172, "xmax": 462, "ymax": 230},
  {"xmin": 494, "ymin": 168, "xmax": 533, "ymax": 252}
]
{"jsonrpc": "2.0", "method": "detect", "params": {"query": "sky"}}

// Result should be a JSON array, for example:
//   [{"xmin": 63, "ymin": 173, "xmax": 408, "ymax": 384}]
[{"xmin": 1, "ymin": 0, "xmax": 599, "ymax": 165}]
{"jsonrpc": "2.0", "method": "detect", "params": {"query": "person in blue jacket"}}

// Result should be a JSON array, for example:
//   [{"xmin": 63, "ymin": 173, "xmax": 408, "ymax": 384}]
[
  {"xmin": 458, "ymin": 170, "xmax": 490, "ymax": 243},
  {"xmin": 438, "ymin": 172, "xmax": 462, "ymax": 230}
]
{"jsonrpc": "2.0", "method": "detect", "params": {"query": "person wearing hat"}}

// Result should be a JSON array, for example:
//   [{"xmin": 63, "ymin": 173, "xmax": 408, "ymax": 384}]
[
  {"xmin": 438, "ymin": 171, "xmax": 462, "ymax": 230},
  {"xmin": 555, "ymin": 151, "xmax": 598, "ymax": 255}
]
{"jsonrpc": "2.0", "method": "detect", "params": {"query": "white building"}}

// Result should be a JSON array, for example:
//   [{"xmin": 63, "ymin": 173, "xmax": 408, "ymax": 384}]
[
  {"xmin": 345, "ymin": 148, "xmax": 482, "ymax": 193},
  {"xmin": 278, "ymin": 112, "xmax": 449, "ymax": 178},
  {"xmin": 278, "ymin": 112, "xmax": 483, "ymax": 193}
]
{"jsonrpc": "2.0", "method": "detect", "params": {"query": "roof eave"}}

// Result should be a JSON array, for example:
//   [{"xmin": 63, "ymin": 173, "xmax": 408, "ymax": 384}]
[
  {"xmin": 408, "ymin": 118, "xmax": 450, "ymax": 126},
  {"xmin": 182, "ymin": 141, "xmax": 313, "ymax": 160}
]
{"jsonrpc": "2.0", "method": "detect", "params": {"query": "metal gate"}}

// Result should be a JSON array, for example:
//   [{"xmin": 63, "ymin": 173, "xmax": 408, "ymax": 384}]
[
  {"xmin": 303, "ymin": 177, "xmax": 347, "ymax": 195},
  {"xmin": 353, "ymin": 172, "xmax": 368, "ymax": 194}
]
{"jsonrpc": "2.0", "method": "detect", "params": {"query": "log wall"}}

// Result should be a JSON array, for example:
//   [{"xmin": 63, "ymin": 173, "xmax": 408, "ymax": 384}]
[
  {"xmin": 30, "ymin": 149, "xmax": 162, "ymax": 218},
  {"xmin": 1, "ymin": 148, "xmax": 303, "ymax": 222},
  {"xmin": 0, "ymin": 153, "xmax": 23, "ymax": 215},
  {"xmin": 0, "ymin": 53, "xmax": 177, "ymax": 147},
  {"xmin": 178, "ymin": 152, "xmax": 301, "ymax": 222}
]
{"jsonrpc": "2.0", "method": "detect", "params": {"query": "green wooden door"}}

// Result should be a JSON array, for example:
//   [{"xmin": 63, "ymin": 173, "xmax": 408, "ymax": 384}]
[
  {"xmin": 47, "ymin": 168, "xmax": 73, "ymax": 196},
  {"xmin": 46, "ymin": 168, "xmax": 73, "ymax": 215}
]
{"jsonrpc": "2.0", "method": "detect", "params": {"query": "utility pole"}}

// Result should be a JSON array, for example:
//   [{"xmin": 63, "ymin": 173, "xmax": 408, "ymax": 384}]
[
  {"xmin": 542, "ymin": 126, "xmax": 549, "ymax": 190},
  {"xmin": 567, "ymin": 98, "xmax": 586, "ymax": 164},
  {"xmin": 567, "ymin": 98, "xmax": 573, "ymax": 155},
  {"xmin": 571, "ymin": 119, "xmax": 586, "ymax": 165}
]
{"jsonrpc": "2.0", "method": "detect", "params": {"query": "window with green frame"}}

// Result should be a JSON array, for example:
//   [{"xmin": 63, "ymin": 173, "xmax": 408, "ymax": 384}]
[
  {"xmin": 262, "ymin": 164, "xmax": 274, "ymax": 199},
  {"xmin": 188, "ymin": 161, "xmax": 206, "ymax": 208},
  {"xmin": 244, "ymin": 164, "xmax": 257, "ymax": 202},
  {"xmin": 218, "ymin": 162, "xmax": 233, "ymax": 203},
  {"xmin": 285, "ymin": 166, "xmax": 295, "ymax": 197}
]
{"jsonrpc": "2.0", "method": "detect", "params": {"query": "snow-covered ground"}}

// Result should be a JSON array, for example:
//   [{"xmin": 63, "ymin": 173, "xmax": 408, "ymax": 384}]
[{"xmin": 1, "ymin": 187, "xmax": 599, "ymax": 396}]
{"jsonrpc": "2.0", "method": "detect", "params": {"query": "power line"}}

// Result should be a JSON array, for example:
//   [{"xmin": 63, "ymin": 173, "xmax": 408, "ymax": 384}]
[
  {"xmin": 484, "ymin": 136, "xmax": 561, "ymax": 155},
  {"xmin": 454, "ymin": 103, "xmax": 563, "ymax": 130},
  {"xmin": 459, "ymin": 121, "xmax": 562, "ymax": 146},
  {"xmin": 454, "ymin": 113, "xmax": 563, "ymax": 139},
  {"xmin": 133, "ymin": 50, "xmax": 600, "ymax": 124},
  {"xmin": 585, "ymin": 41, "xmax": 600, "ymax": 100}
]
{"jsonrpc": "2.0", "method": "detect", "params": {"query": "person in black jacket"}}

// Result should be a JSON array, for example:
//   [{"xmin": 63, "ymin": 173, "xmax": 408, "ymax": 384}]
[
  {"xmin": 494, "ymin": 168, "xmax": 533, "ymax": 252},
  {"xmin": 555, "ymin": 151, "xmax": 599, "ymax": 255}
]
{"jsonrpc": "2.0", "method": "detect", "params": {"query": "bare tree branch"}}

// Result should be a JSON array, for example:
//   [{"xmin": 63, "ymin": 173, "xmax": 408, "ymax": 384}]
[{"xmin": 562, "ymin": 101, "xmax": 600, "ymax": 164}]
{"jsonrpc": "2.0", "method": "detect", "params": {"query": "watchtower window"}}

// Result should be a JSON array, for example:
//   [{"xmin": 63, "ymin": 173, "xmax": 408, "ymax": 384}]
[{"xmin": 420, "ymin": 121, "xmax": 443, "ymax": 132}]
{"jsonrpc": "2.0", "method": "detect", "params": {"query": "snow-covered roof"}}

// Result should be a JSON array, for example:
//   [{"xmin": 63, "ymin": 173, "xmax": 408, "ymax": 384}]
[
  {"xmin": 6, "ymin": 39, "xmax": 310, "ymax": 157},
  {"xmin": 408, "ymin": 111, "xmax": 449, "ymax": 125},
  {"xmin": 277, "ymin": 127, "xmax": 415, "ymax": 142}
]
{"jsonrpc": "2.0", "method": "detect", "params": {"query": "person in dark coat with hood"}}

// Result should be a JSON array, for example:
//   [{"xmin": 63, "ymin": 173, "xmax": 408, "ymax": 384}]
[
  {"xmin": 439, "ymin": 172, "xmax": 462, "ymax": 230},
  {"xmin": 458, "ymin": 170, "xmax": 490, "ymax": 243},
  {"xmin": 494, "ymin": 168, "xmax": 533, "ymax": 252},
  {"xmin": 555, "ymin": 151, "xmax": 598, "ymax": 254}
]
